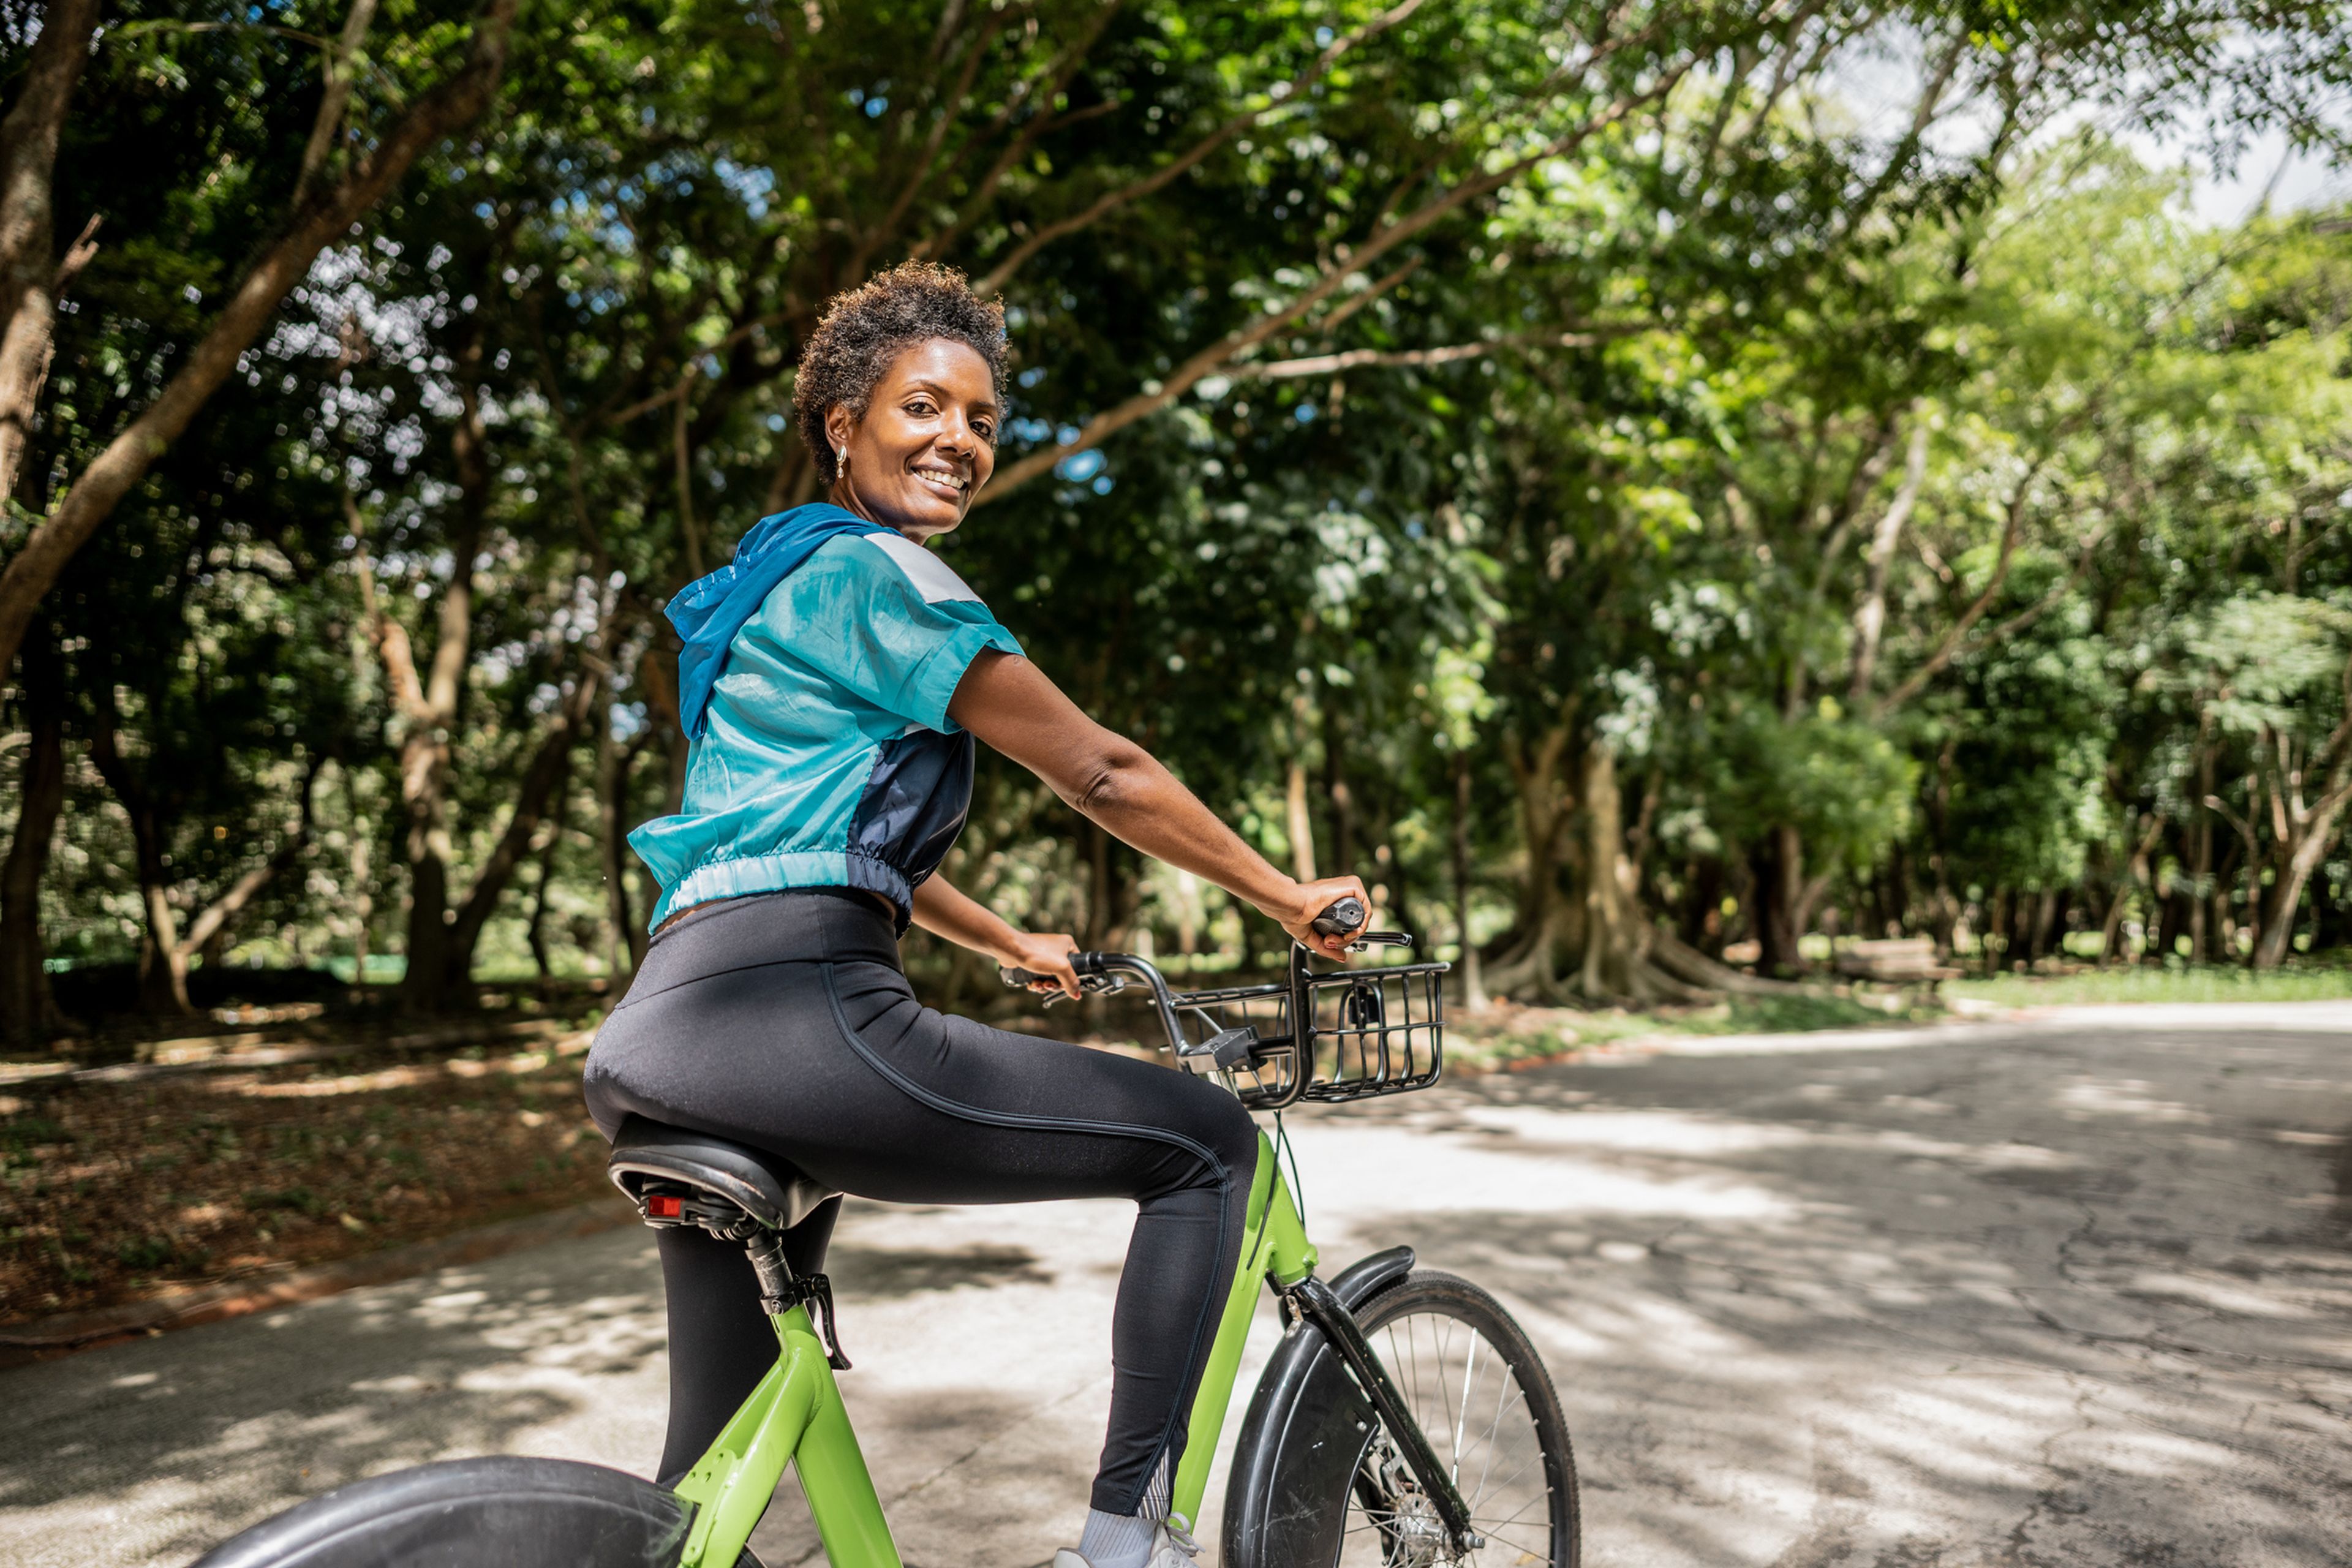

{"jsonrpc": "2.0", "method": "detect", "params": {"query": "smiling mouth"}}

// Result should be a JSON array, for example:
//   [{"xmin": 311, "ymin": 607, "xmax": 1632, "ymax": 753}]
[{"xmin": 910, "ymin": 464, "xmax": 969, "ymax": 498}]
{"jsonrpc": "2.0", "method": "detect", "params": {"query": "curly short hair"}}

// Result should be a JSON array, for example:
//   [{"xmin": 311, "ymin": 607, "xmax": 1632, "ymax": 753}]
[{"xmin": 793, "ymin": 260, "xmax": 1008, "ymax": 488}]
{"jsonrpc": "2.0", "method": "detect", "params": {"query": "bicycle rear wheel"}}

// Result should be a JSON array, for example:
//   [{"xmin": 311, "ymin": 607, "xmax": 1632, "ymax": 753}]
[
  {"xmin": 189, "ymin": 1455, "xmax": 763, "ymax": 1567},
  {"xmin": 1225, "ymin": 1269, "xmax": 1578, "ymax": 1568}
]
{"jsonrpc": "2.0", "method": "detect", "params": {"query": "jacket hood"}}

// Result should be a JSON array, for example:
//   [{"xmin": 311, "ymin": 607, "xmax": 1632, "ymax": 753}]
[{"xmin": 668, "ymin": 503, "xmax": 886, "ymax": 739}]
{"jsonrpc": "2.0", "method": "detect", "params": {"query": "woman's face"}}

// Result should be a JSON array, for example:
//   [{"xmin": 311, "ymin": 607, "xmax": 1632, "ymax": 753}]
[{"xmin": 826, "ymin": 337, "xmax": 998, "ymax": 543}]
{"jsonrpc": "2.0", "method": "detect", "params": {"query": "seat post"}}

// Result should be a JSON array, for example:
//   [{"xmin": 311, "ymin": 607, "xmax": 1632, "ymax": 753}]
[
  {"xmin": 746, "ymin": 1228, "xmax": 851, "ymax": 1370},
  {"xmin": 745, "ymin": 1230, "xmax": 794, "ymax": 1315}
]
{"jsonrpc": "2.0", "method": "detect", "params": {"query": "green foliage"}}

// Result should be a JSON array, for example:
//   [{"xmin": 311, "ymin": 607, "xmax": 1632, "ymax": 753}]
[
  {"xmin": 1706, "ymin": 705, "xmax": 1920, "ymax": 874},
  {"xmin": 2, "ymin": 0, "xmax": 2350, "ymax": 1016}
]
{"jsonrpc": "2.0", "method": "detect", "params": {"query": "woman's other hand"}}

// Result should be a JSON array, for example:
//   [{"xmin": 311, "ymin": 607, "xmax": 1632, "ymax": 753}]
[
  {"xmin": 1272, "ymin": 876, "xmax": 1374, "ymax": 960},
  {"xmin": 1001, "ymin": 930, "xmax": 1084, "ymax": 1000}
]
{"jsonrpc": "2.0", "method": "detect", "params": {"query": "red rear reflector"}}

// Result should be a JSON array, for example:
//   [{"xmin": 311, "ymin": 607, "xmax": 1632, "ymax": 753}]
[{"xmin": 646, "ymin": 1194, "xmax": 684, "ymax": 1219}]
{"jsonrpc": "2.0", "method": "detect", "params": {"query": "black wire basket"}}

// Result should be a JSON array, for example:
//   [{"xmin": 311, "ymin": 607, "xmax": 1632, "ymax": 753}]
[{"xmin": 1167, "ymin": 949, "xmax": 1449, "ymax": 1109}]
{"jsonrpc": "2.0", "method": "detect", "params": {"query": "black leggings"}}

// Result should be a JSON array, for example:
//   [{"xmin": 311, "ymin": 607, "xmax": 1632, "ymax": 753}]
[{"xmin": 581, "ymin": 890, "xmax": 1261, "ymax": 1516}]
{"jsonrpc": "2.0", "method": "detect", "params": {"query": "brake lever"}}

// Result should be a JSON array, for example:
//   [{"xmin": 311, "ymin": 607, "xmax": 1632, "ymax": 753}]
[{"xmin": 997, "ymin": 966, "xmax": 1128, "ymax": 1006}]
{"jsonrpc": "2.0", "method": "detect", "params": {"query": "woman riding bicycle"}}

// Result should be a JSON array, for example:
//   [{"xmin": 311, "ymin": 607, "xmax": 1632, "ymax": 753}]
[{"xmin": 582, "ymin": 260, "xmax": 1368, "ymax": 1568}]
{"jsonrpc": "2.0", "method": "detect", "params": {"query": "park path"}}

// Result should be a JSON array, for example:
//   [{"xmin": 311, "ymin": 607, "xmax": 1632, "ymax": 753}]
[{"xmin": 1, "ymin": 1001, "xmax": 2348, "ymax": 1567}]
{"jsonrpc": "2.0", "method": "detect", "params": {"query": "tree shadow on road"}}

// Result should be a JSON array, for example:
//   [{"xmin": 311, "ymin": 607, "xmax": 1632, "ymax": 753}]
[
  {"xmin": 1316, "ymin": 1026, "xmax": 2352, "ymax": 1567},
  {"xmin": 0, "ymin": 1227, "xmax": 669, "ymax": 1565}
]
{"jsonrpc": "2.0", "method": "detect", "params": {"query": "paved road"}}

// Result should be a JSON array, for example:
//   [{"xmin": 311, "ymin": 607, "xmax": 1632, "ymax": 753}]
[{"xmin": 3, "ymin": 1002, "xmax": 2348, "ymax": 1567}]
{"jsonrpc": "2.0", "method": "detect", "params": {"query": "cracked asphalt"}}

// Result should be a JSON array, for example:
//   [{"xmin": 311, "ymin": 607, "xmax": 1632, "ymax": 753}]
[{"xmin": 1, "ymin": 1000, "xmax": 2346, "ymax": 1567}]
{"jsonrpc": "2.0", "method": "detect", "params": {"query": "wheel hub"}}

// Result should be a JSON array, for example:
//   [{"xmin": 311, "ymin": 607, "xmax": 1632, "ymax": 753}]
[{"xmin": 1372, "ymin": 1446, "xmax": 1456, "ymax": 1567}]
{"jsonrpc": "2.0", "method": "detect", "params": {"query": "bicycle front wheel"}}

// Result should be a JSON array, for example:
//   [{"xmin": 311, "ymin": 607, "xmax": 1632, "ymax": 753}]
[{"xmin": 1226, "ymin": 1268, "xmax": 1578, "ymax": 1568}]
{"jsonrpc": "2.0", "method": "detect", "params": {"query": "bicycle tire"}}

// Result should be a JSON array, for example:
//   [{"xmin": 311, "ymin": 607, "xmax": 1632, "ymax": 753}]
[
  {"xmin": 1223, "ymin": 1268, "xmax": 1578, "ymax": 1568},
  {"xmin": 187, "ymin": 1454, "xmax": 763, "ymax": 1567}
]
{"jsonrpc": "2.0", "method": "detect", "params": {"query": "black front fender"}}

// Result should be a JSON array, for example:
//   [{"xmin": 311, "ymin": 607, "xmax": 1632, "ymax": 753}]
[{"xmin": 1219, "ymin": 1247, "xmax": 1414, "ymax": 1568}]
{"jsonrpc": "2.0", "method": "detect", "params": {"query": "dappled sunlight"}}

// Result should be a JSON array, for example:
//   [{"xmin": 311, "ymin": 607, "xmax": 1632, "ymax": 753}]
[
  {"xmin": 2054, "ymin": 1076, "xmax": 2212, "ymax": 1124},
  {"xmin": 7, "ymin": 1019, "xmax": 2350, "ymax": 1567},
  {"xmin": 0, "ymin": 1228, "xmax": 671, "ymax": 1568},
  {"xmin": 1289, "ymin": 1120, "xmax": 1802, "ymax": 1223},
  {"xmin": 1287, "ymin": 1022, "xmax": 2352, "ymax": 1565}
]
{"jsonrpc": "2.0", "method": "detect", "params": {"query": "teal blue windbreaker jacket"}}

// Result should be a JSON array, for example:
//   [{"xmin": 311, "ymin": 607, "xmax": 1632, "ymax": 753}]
[{"xmin": 629, "ymin": 508, "xmax": 1023, "ymax": 932}]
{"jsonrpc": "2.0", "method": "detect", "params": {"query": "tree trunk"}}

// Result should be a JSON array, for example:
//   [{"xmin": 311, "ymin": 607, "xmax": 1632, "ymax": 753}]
[
  {"xmin": 526, "ymin": 827, "xmax": 557, "ymax": 983},
  {"xmin": 1847, "ymin": 417, "xmax": 1931, "ymax": 703},
  {"xmin": 2154, "ymin": 882, "xmax": 2188, "ymax": 965},
  {"xmin": 2187, "ymin": 736, "xmax": 2215, "ymax": 963},
  {"xmin": 0, "ymin": 0, "xmax": 521, "ymax": 681},
  {"xmin": 1574, "ymin": 739, "xmax": 1702, "ymax": 1004},
  {"xmin": 1283, "ymin": 759, "xmax": 1317, "ymax": 882},
  {"xmin": 1450, "ymin": 750, "xmax": 1486, "ymax": 1010},
  {"xmin": 598, "ymin": 726, "xmax": 648, "ymax": 978},
  {"xmin": 1080, "ymin": 817, "xmax": 1137, "ymax": 952},
  {"xmin": 88, "ymin": 695, "xmax": 194, "ymax": 1014},
  {"xmin": 1751, "ymin": 825, "xmax": 1806, "ymax": 976},
  {"xmin": 438, "ymin": 671, "xmax": 601, "ymax": 989},
  {"xmin": 379, "ymin": 371, "xmax": 489, "ymax": 1014},
  {"xmin": 1322, "ymin": 701, "xmax": 1355, "ymax": 878},
  {"xmin": 398, "ymin": 723, "xmax": 456, "ymax": 1009},
  {"xmin": 2208, "ymin": 832, "xmax": 2241, "ymax": 963},
  {"xmin": 129, "ymin": 803, "xmax": 191, "ymax": 1014},
  {"xmin": 0, "ymin": 624, "xmax": 66, "ymax": 1042},
  {"xmin": 0, "ymin": 0, "xmax": 102, "ymax": 504},
  {"xmin": 2026, "ymin": 887, "xmax": 2059, "ymax": 963},
  {"xmin": 347, "ymin": 790, "xmax": 374, "ymax": 989},
  {"xmin": 1678, "ymin": 854, "xmax": 1727, "ymax": 955},
  {"xmin": 2313, "ymin": 860, "xmax": 2350, "ymax": 953},
  {"xmin": 2252, "ymin": 756, "xmax": 2352, "ymax": 970},
  {"xmin": 2100, "ymin": 813, "xmax": 2163, "ymax": 964},
  {"xmin": 1481, "ymin": 723, "xmax": 1577, "ymax": 1000}
]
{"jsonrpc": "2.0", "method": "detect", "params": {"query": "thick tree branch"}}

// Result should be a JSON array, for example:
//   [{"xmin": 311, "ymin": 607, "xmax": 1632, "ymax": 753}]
[
  {"xmin": 0, "ymin": 0, "xmax": 521, "ymax": 683},
  {"xmin": 1849, "ymin": 412, "xmax": 1930, "ymax": 701},
  {"xmin": 1869, "ymin": 459, "xmax": 2043, "ymax": 717},
  {"xmin": 443, "ymin": 660, "xmax": 605, "ymax": 968},
  {"xmin": 292, "ymin": 0, "xmax": 380, "ymax": 209},
  {"xmin": 976, "ymin": 35, "xmax": 1711, "ymax": 502},
  {"xmin": 859, "ymin": 2, "xmax": 1018, "ymax": 269},
  {"xmin": 1234, "ymin": 325, "xmax": 1642, "ymax": 380},
  {"xmin": 176, "ymin": 760, "xmax": 323, "ymax": 960},
  {"xmin": 972, "ymin": 0, "xmax": 1431, "ymax": 293},
  {"xmin": 910, "ymin": 2, "xmax": 1124, "ymax": 264},
  {"xmin": 606, "ymin": 309, "xmax": 790, "ymax": 424},
  {"xmin": 0, "ymin": 0, "xmax": 102, "ymax": 503}
]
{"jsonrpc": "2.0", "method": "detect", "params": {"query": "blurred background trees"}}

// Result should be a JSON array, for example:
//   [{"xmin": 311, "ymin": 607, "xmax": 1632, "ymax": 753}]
[{"xmin": 0, "ymin": 0, "xmax": 2346, "ymax": 1039}]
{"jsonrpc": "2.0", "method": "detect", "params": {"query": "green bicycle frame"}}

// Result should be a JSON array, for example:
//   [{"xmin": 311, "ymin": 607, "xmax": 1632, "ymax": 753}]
[{"xmin": 669, "ymin": 1128, "xmax": 1317, "ymax": 1568}]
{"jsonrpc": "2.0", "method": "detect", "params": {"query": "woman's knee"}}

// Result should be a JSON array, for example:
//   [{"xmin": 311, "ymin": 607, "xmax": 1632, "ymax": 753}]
[{"xmin": 1189, "ymin": 1087, "xmax": 1262, "ymax": 1186}]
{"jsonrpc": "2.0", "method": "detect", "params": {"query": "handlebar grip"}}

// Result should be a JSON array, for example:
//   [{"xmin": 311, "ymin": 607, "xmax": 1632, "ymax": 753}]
[
  {"xmin": 1310, "ymin": 896, "xmax": 1366, "ymax": 938},
  {"xmin": 999, "ymin": 966, "xmax": 1054, "ymax": 987}
]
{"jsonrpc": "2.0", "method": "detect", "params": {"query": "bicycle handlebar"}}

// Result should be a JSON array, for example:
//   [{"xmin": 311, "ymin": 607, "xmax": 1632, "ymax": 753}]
[{"xmin": 997, "ymin": 895, "xmax": 1366, "ymax": 995}]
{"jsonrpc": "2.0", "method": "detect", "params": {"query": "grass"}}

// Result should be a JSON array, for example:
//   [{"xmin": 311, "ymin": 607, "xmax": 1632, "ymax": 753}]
[
  {"xmin": 1945, "ymin": 962, "xmax": 2352, "ymax": 1009},
  {"xmin": 1447, "ymin": 991, "xmax": 1938, "ymax": 1072},
  {"xmin": 1442, "ymin": 963, "xmax": 2352, "ymax": 1075}
]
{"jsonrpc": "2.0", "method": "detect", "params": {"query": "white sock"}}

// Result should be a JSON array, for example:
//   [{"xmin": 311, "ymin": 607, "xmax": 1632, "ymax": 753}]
[{"xmin": 1075, "ymin": 1508, "xmax": 1156, "ymax": 1568}]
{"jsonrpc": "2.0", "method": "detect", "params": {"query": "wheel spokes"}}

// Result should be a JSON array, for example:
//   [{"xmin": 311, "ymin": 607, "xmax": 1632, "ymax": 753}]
[{"xmin": 1338, "ymin": 1308, "xmax": 1558, "ymax": 1567}]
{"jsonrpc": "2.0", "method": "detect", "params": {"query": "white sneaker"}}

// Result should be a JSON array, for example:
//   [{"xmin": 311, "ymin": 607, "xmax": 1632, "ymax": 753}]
[
  {"xmin": 1149, "ymin": 1514, "xmax": 1204, "ymax": 1566},
  {"xmin": 1050, "ymin": 1513, "xmax": 1202, "ymax": 1568}
]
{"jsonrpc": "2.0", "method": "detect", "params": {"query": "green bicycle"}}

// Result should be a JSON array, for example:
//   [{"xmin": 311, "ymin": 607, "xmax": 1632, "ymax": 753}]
[{"xmin": 192, "ymin": 913, "xmax": 1579, "ymax": 1568}]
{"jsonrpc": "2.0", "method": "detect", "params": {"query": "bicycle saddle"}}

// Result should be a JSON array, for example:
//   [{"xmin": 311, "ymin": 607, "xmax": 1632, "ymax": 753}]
[{"xmin": 606, "ymin": 1115, "xmax": 837, "ymax": 1232}]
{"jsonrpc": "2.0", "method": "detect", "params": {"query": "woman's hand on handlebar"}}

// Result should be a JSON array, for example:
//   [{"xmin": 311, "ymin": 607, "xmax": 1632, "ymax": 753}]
[
  {"xmin": 1270, "ymin": 875, "xmax": 1373, "ymax": 960},
  {"xmin": 1000, "ymin": 930, "xmax": 1084, "ymax": 1000}
]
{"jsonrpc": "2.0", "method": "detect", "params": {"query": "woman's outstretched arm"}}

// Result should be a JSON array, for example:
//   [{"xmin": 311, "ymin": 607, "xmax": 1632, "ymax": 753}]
[{"xmin": 947, "ymin": 649, "xmax": 1367, "ymax": 959}]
